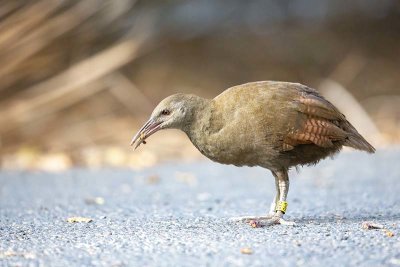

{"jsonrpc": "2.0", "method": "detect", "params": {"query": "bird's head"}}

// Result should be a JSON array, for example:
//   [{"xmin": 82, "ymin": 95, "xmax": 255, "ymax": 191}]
[{"xmin": 130, "ymin": 93, "xmax": 200, "ymax": 150}]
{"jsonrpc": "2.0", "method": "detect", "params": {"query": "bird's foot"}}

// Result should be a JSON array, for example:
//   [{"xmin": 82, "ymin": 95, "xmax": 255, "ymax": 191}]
[
  {"xmin": 258, "ymin": 215, "xmax": 296, "ymax": 227},
  {"xmin": 229, "ymin": 214, "xmax": 275, "ymax": 223},
  {"xmin": 230, "ymin": 213, "xmax": 295, "ymax": 227}
]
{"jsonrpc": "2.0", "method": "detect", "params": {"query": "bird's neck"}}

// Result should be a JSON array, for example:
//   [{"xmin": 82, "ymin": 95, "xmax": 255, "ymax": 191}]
[
  {"xmin": 181, "ymin": 97, "xmax": 214, "ymax": 148},
  {"xmin": 182, "ymin": 98, "xmax": 223, "ymax": 156}
]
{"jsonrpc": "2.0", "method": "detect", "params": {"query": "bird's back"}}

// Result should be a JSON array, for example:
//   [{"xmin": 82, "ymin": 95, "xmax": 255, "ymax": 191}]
[{"xmin": 194, "ymin": 81, "xmax": 374, "ymax": 170}]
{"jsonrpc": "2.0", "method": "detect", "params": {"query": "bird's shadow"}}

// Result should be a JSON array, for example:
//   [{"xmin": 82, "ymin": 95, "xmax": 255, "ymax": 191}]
[
  {"xmin": 222, "ymin": 213, "xmax": 400, "ymax": 227},
  {"xmin": 282, "ymin": 214, "xmax": 400, "ymax": 224}
]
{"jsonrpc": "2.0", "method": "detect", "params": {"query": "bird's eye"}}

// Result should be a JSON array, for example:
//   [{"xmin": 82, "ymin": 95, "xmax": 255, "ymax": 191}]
[{"xmin": 161, "ymin": 109, "xmax": 170, "ymax": 116}]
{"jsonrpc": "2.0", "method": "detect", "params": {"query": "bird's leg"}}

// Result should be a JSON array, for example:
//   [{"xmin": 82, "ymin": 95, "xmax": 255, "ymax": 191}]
[
  {"xmin": 268, "ymin": 177, "xmax": 280, "ymax": 215},
  {"xmin": 229, "ymin": 172, "xmax": 280, "ymax": 223},
  {"xmin": 259, "ymin": 169, "xmax": 295, "ymax": 226}
]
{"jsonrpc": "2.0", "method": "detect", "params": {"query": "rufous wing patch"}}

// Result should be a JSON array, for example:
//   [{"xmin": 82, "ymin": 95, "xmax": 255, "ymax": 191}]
[
  {"xmin": 296, "ymin": 94, "xmax": 345, "ymax": 120},
  {"xmin": 283, "ymin": 117, "xmax": 347, "ymax": 150},
  {"xmin": 283, "ymin": 93, "xmax": 348, "ymax": 151}
]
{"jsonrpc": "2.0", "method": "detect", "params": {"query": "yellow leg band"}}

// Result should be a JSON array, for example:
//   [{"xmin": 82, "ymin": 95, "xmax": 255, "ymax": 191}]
[{"xmin": 275, "ymin": 201, "xmax": 288, "ymax": 214}]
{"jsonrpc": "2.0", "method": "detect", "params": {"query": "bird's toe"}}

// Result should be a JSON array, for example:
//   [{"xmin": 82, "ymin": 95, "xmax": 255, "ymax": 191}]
[
  {"xmin": 257, "ymin": 215, "xmax": 296, "ymax": 227},
  {"xmin": 229, "ymin": 215, "xmax": 274, "ymax": 223},
  {"xmin": 278, "ymin": 217, "xmax": 296, "ymax": 226},
  {"xmin": 229, "ymin": 214, "xmax": 295, "ymax": 227}
]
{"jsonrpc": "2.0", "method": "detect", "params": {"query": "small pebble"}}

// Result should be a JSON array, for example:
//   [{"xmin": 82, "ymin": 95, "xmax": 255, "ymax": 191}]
[
  {"xmin": 384, "ymin": 230, "xmax": 394, "ymax": 237},
  {"xmin": 66, "ymin": 217, "xmax": 93, "ymax": 223},
  {"xmin": 240, "ymin": 248, "xmax": 253, "ymax": 255},
  {"xmin": 249, "ymin": 220, "xmax": 261, "ymax": 228}
]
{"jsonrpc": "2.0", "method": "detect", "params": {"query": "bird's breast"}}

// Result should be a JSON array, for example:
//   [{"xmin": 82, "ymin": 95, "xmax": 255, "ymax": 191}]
[{"xmin": 186, "ymin": 126, "xmax": 271, "ymax": 167}]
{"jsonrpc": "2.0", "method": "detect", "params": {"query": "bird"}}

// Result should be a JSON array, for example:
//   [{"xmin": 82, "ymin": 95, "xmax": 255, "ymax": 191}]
[{"xmin": 130, "ymin": 81, "xmax": 375, "ymax": 226}]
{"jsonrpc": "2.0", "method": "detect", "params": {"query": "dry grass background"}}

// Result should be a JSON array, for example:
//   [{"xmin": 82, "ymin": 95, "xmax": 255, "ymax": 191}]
[{"xmin": 0, "ymin": 0, "xmax": 399, "ymax": 171}]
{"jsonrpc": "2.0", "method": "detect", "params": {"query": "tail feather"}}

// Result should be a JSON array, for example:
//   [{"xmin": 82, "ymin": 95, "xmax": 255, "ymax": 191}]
[
  {"xmin": 341, "ymin": 120, "xmax": 376, "ymax": 153},
  {"xmin": 345, "ymin": 134, "xmax": 376, "ymax": 153}
]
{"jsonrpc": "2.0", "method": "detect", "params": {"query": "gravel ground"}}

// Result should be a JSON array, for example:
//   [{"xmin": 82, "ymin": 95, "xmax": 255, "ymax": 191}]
[{"xmin": 1, "ymin": 149, "xmax": 399, "ymax": 267}]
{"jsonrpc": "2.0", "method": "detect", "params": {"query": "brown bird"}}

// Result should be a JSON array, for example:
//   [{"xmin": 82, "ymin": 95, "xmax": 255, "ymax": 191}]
[{"xmin": 130, "ymin": 81, "xmax": 375, "ymax": 226}]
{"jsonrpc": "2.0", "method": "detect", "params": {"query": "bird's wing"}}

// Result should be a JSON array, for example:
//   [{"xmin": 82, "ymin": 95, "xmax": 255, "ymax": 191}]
[{"xmin": 281, "ymin": 89, "xmax": 348, "ymax": 151}]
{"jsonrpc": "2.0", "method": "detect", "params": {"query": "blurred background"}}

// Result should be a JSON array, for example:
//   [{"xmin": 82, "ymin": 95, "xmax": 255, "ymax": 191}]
[{"xmin": 0, "ymin": 0, "xmax": 399, "ymax": 171}]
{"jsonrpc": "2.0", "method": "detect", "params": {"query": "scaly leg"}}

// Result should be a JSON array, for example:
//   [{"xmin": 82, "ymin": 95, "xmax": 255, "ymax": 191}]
[
  {"xmin": 259, "ymin": 169, "xmax": 295, "ymax": 226},
  {"xmin": 268, "ymin": 177, "xmax": 280, "ymax": 215},
  {"xmin": 230, "ymin": 169, "xmax": 295, "ymax": 226}
]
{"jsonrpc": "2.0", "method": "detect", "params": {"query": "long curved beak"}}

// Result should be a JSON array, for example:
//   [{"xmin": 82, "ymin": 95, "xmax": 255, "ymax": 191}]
[{"xmin": 130, "ymin": 118, "xmax": 163, "ymax": 150}]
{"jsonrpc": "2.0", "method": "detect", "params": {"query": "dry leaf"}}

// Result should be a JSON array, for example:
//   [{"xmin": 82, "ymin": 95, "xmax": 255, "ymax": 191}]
[
  {"xmin": 361, "ymin": 221, "xmax": 384, "ymax": 230},
  {"xmin": 240, "ymin": 248, "xmax": 253, "ymax": 255},
  {"xmin": 0, "ymin": 251, "xmax": 36, "ymax": 259},
  {"xmin": 384, "ymin": 229, "xmax": 394, "ymax": 237},
  {"xmin": 67, "ymin": 217, "xmax": 93, "ymax": 223}
]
